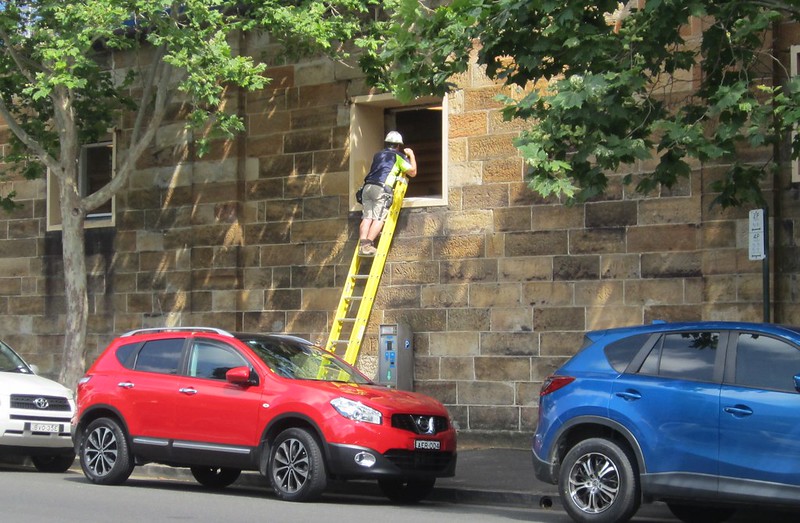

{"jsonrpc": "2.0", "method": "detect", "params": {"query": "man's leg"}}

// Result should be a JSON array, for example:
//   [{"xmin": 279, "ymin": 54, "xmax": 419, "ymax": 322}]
[{"xmin": 366, "ymin": 220, "xmax": 384, "ymax": 243}]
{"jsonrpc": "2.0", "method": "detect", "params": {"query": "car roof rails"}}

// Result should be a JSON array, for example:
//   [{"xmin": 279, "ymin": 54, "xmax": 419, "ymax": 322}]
[{"xmin": 120, "ymin": 327, "xmax": 235, "ymax": 337}]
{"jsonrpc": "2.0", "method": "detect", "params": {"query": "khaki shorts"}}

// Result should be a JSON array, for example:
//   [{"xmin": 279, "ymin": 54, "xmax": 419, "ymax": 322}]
[{"xmin": 362, "ymin": 184, "xmax": 392, "ymax": 221}]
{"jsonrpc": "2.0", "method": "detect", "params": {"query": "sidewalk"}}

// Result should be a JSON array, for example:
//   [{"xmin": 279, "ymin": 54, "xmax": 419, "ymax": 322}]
[{"xmin": 431, "ymin": 447, "xmax": 557, "ymax": 508}]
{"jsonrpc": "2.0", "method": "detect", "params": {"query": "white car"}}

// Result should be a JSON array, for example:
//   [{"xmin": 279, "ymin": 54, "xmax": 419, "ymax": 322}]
[{"xmin": 0, "ymin": 340, "xmax": 76, "ymax": 472}]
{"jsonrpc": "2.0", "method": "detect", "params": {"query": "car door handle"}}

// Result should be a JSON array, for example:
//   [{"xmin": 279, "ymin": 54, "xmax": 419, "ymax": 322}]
[
  {"xmin": 117, "ymin": 382, "xmax": 134, "ymax": 389},
  {"xmin": 179, "ymin": 387, "xmax": 198, "ymax": 395},
  {"xmin": 615, "ymin": 390, "xmax": 642, "ymax": 401},
  {"xmin": 723, "ymin": 405, "xmax": 753, "ymax": 417}
]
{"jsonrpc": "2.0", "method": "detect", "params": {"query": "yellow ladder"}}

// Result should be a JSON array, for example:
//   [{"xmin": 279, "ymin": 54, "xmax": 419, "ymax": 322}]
[{"xmin": 325, "ymin": 175, "xmax": 410, "ymax": 365}]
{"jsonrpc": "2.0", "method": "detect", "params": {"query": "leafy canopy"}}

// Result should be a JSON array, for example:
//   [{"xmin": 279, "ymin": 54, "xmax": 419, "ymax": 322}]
[
  {"xmin": 0, "ymin": 0, "xmax": 377, "ymax": 209},
  {"xmin": 361, "ymin": 0, "xmax": 800, "ymax": 208}
]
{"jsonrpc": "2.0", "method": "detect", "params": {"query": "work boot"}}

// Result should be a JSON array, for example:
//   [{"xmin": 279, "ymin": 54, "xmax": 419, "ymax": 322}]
[{"xmin": 359, "ymin": 240, "xmax": 376, "ymax": 256}]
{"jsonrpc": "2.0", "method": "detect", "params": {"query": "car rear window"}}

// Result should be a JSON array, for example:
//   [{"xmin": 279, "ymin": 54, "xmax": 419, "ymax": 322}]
[
  {"xmin": 115, "ymin": 343, "xmax": 139, "ymax": 368},
  {"xmin": 604, "ymin": 334, "xmax": 652, "ymax": 372},
  {"xmin": 134, "ymin": 338, "xmax": 185, "ymax": 374},
  {"xmin": 639, "ymin": 331, "xmax": 718, "ymax": 382}
]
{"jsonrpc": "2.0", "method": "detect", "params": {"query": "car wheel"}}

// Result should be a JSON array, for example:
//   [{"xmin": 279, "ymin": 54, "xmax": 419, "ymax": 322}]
[
  {"xmin": 559, "ymin": 438, "xmax": 640, "ymax": 523},
  {"xmin": 268, "ymin": 427, "xmax": 327, "ymax": 502},
  {"xmin": 378, "ymin": 478, "xmax": 436, "ymax": 503},
  {"xmin": 79, "ymin": 417, "xmax": 134, "ymax": 485},
  {"xmin": 190, "ymin": 466, "xmax": 241, "ymax": 488},
  {"xmin": 31, "ymin": 453, "xmax": 76, "ymax": 473},
  {"xmin": 667, "ymin": 503, "xmax": 736, "ymax": 523}
]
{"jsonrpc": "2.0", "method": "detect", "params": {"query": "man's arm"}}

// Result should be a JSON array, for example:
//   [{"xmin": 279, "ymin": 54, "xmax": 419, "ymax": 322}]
[{"xmin": 403, "ymin": 148, "xmax": 418, "ymax": 177}]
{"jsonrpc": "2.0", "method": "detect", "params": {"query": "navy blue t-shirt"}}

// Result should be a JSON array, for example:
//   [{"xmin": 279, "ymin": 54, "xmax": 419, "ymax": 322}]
[{"xmin": 364, "ymin": 148, "xmax": 411, "ymax": 186}]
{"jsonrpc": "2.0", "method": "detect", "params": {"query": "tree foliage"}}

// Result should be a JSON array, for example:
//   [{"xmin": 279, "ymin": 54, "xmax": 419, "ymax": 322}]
[
  {"xmin": 0, "ymin": 0, "xmax": 377, "ymax": 386},
  {"xmin": 362, "ymin": 0, "xmax": 800, "ymax": 207}
]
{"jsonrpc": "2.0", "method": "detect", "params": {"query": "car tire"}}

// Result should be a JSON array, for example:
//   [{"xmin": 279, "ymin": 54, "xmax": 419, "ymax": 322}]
[
  {"xmin": 667, "ymin": 502, "xmax": 736, "ymax": 523},
  {"xmin": 559, "ymin": 438, "xmax": 640, "ymax": 523},
  {"xmin": 190, "ymin": 466, "xmax": 241, "ymax": 488},
  {"xmin": 268, "ymin": 427, "xmax": 327, "ymax": 502},
  {"xmin": 378, "ymin": 478, "xmax": 436, "ymax": 503},
  {"xmin": 31, "ymin": 453, "xmax": 76, "ymax": 473},
  {"xmin": 79, "ymin": 417, "xmax": 134, "ymax": 485}
]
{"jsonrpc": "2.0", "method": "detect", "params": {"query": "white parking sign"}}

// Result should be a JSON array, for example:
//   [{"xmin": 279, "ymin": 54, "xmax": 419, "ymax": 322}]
[{"xmin": 749, "ymin": 209, "xmax": 766, "ymax": 261}]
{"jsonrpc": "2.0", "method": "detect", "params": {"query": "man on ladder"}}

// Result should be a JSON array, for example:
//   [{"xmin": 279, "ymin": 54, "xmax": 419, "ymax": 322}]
[{"xmin": 358, "ymin": 131, "xmax": 417, "ymax": 256}]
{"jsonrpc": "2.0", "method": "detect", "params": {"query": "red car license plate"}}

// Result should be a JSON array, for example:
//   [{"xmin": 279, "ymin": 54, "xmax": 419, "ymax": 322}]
[{"xmin": 415, "ymin": 439, "xmax": 441, "ymax": 450}]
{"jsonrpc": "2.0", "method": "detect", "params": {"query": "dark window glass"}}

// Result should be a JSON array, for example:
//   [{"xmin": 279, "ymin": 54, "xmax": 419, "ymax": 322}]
[
  {"xmin": 639, "ymin": 331, "xmax": 718, "ymax": 382},
  {"xmin": 83, "ymin": 144, "xmax": 113, "ymax": 218},
  {"xmin": 605, "ymin": 334, "xmax": 652, "ymax": 372},
  {"xmin": 735, "ymin": 334, "xmax": 800, "ymax": 393},
  {"xmin": 188, "ymin": 341, "xmax": 247, "ymax": 380},
  {"xmin": 115, "ymin": 343, "xmax": 138, "ymax": 369},
  {"xmin": 386, "ymin": 104, "xmax": 442, "ymax": 198},
  {"xmin": 134, "ymin": 339, "xmax": 184, "ymax": 374}
]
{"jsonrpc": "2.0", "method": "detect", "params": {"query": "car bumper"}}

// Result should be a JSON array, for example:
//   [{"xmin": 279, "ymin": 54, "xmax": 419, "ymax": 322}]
[
  {"xmin": 326, "ymin": 442, "xmax": 457, "ymax": 480},
  {"xmin": 1, "ymin": 420, "xmax": 74, "ymax": 453},
  {"xmin": 532, "ymin": 447, "xmax": 557, "ymax": 484}
]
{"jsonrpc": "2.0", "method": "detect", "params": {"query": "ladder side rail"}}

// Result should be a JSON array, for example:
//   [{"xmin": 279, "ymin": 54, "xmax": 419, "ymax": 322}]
[{"xmin": 324, "ymin": 243, "xmax": 364, "ymax": 353}]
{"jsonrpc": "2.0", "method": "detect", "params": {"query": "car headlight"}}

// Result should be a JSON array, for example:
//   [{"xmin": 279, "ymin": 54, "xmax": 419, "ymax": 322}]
[{"xmin": 330, "ymin": 397, "xmax": 382, "ymax": 425}]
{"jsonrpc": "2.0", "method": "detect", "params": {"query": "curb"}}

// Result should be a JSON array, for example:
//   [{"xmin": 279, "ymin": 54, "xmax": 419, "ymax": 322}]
[{"xmin": 72, "ymin": 463, "xmax": 556, "ymax": 509}]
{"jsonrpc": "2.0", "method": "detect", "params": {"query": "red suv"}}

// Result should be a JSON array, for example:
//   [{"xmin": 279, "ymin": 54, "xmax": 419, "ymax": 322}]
[{"xmin": 72, "ymin": 328, "xmax": 456, "ymax": 502}]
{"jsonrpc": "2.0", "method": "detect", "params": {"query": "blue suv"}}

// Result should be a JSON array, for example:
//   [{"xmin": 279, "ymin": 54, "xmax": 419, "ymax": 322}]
[{"xmin": 533, "ymin": 321, "xmax": 800, "ymax": 523}]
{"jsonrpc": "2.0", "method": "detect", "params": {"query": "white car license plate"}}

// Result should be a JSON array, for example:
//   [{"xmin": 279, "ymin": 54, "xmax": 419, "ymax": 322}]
[
  {"xmin": 414, "ymin": 439, "xmax": 441, "ymax": 451},
  {"xmin": 30, "ymin": 423, "xmax": 60, "ymax": 433}
]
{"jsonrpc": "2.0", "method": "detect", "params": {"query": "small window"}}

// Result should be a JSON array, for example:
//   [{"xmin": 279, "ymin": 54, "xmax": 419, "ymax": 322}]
[
  {"xmin": 47, "ymin": 138, "xmax": 116, "ymax": 230},
  {"xmin": 134, "ymin": 338, "xmax": 185, "ymax": 374},
  {"xmin": 639, "ymin": 331, "xmax": 718, "ymax": 382},
  {"xmin": 115, "ymin": 343, "xmax": 139, "ymax": 369},
  {"xmin": 350, "ymin": 93, "xmax": 447, "ymax": 209},
  {"xmin": 188, "ymin": 340, "xmax": 248, "ymax": 380},
  {"xmin": 604, "ymin": 333, "xmax": 652, "ymax": 372},
  {"xmin": 734, "ymin": 333, "xmax": 800, "ymax": 393}
]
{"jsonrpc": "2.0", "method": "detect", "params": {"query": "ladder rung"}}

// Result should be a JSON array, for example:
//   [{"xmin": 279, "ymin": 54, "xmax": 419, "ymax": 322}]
[{"xmin": 353, "ymin": 275, "xmax": 369, "ymax": 280}]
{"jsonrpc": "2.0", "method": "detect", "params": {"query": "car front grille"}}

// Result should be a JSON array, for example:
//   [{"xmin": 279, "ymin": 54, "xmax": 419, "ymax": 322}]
[
  {"xmin": 391, "ymin": 414, "xmax": 449, "ymax": 435},
  {"xmin": 10, "ymin": 394, "xmax": 72, "ymax": 411},
  {"xmin": 383, "ymin": 450, "xmax": 455, "ymax": 473}
]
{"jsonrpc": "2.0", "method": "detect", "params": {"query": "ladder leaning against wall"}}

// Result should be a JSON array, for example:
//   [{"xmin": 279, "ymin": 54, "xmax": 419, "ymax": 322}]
[{"xmin": 324, "ymin": 174, "xmax": 410, "ymax": 365}]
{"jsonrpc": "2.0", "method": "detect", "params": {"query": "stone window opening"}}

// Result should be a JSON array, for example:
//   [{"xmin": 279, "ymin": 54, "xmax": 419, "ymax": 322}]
[
  {"xmin": 47, "ymin": 136, "xmax": 116, "ymax": 231},
  {"xmin": 349, "ymin": 93, "xmax": 448, "ymax": 209}
]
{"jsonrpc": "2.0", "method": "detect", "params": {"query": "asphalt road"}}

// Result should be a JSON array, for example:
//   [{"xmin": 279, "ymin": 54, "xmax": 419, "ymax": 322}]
[{"xmin": 2, "ymin": 461, "xmax": 799, "ymax": 523}]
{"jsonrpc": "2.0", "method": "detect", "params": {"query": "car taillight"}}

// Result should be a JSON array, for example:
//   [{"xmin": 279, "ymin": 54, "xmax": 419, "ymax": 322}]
[{"xmin": 539, "ymin": 375, "xmax": 575, "ymax": 396}]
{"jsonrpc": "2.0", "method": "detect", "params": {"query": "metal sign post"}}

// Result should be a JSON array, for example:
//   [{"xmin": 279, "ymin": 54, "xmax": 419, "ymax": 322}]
[{"xmin": 749, "ymin": 208, "xmax": 769, "ymax": 322}]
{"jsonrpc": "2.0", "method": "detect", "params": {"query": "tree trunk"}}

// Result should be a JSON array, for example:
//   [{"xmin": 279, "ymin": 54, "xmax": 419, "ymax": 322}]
[{"xmin": 57, "ymin": 183, "xmax": 89, "ymax": 389}]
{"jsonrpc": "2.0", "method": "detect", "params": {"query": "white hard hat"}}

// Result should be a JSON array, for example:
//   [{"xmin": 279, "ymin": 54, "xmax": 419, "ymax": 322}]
[{"xmin": 384, "ymin": 131, "xmax": 404, "ymax": 145}]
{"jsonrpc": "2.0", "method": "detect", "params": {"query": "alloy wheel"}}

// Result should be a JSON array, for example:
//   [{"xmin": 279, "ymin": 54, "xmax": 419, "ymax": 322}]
[
  {"xmin": 567, "ymin": 451, "xmax": 620, "ymax": 514},
  {"xmin": 84, "ymin": 425, "xmax": 119, "ymax": 477}
]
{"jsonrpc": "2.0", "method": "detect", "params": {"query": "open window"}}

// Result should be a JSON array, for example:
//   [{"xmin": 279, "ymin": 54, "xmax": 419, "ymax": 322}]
[
  {"xmin": 47, "ymin": 137, "xmax": 116, "ymax": 231},
  {"xmin": 350, "ymin": 93, "xmax": 448, "ymax": 208}
]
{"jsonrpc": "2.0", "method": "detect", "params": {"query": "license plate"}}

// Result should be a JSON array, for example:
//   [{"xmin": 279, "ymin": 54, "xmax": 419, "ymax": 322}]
[
  {"xmin": 414, "ymin": 439, "xmax": 441, "ymax": 451},
  {"xmin": 30, "ymin": 423, "xmax": 60, "ymax": 433}
]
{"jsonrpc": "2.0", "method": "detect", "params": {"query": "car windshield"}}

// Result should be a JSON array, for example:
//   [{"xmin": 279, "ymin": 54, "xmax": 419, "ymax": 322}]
[
  {"xmin": 0, "ymin": 340, "xmax": 32, "ymax": 373},
  {"xmin": 239, "ymin": 336, "xmax": 371, "ymax": 384}
]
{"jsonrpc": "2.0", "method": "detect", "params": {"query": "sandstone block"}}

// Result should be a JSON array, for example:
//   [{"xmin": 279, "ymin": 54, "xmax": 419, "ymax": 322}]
[
  {"xmin": 533, "ymin": 307, "xmax": 584, "ymax": 331},
  {"xmin": 467, "ymin": 406, "xmax": 519, "ymax": 431},
  {"xmin": 447, "ymin": 308, "xmax": 491, "ymax": 332},
  {"xmin": 480, "ymin": 331, "xmax": 538, "ymax": 356},
  {"xmin": 475, "ymin": 356, "xmax": 531, "ymax": 381},
  {"xmin": 429, "ymin": 331, "xmax": 480, "ymax": 356}
]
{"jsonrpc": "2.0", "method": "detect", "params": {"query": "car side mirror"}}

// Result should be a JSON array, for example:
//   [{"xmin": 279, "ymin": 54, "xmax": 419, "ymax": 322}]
[
  {"xmin": 226, "ymin": 366, "xmax": 256, "ymax": 386},
  {"xmin": 794, "ymin": 374, "xmax": 800, "ymax": 393}
]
